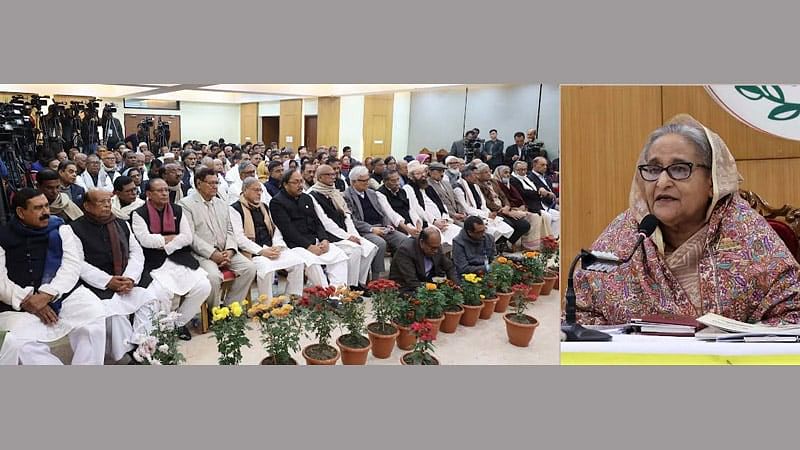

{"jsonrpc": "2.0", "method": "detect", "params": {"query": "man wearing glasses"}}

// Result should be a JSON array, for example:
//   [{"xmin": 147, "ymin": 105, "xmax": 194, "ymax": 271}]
[
  {"xmin": 179, "ymin": 167, "xmax": 256, "ymax": 314},
  {"xmin": 227, "ymin": 162, "xmax": 271, "ymax": 206},
  {"xmin": 112, "ymin": 176, "xmax": 145, "ymax": 222},
  {"xmin": 343, "ymin": 166, "xmax": 408, "ymax": 280}
]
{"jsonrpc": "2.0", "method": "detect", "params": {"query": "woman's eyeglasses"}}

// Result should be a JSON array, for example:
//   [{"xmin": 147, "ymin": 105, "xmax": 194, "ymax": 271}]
[{"xmin": 637, "ymin": 162, "xmax": 710, "ymax": 182}]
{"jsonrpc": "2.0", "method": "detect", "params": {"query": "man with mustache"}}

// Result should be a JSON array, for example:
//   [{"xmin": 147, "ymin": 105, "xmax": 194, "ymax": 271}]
[
  {"xmin": 0, "ymin": 189, "xmax": 106, "ymax": 364},
  {"xmin": 37, "ymin": 169, "xmax": 83, "ymax": 224},
  {"xmin": 403, "ymin": 161, "xmax": 461, "ymax": 247},
  {"xmin": 70, "ymin": 189, "xmax": 158, "ymax": 362},
  {"xmin": 131, "ymin": 178, "xmax": 211, "ymax": 341},
  {"xmin": 57, "ymin": 160, "xmax": 86, "ymax": 208}
]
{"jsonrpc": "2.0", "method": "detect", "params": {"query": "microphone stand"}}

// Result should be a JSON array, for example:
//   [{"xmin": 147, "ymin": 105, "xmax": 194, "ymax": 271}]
[{"xmin": 561, "ymin": 250, "xmax": 613, "ymax": 342}]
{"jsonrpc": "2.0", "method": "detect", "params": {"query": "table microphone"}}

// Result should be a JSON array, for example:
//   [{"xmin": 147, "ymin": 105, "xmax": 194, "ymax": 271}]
[{"xmin": 561, "ymin": 214, "xmax": 660, "ymax": 342}]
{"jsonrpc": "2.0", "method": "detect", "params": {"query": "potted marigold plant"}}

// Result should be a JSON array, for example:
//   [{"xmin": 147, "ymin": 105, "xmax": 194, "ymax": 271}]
[
  {"xmin": 210, "ymin": 301, "xmax": 252, "ymax": 365},
  {"xmin": 438, "ymin": 279, "xmax": 464, "ymax": 334},
  {"xmin": 334, "ymin": 286, "xmax": 371, "ymax": 365},
  {"xmin": 503, "ymin": 284, "xmax": 540, "ymax": 347},
  {"xmin": 459, "ymin": 273, "xmax": 484, "ymax": 327},
  {"xmin": 521, "ymin": 251, "xmax": 546, "ymax": 296},
  {"xmin": 488, "ymin": 256, "xmax": 516, "ymax": 313},
  {"xmin": 366, "ymin": 278, "xmax": 402, "ymax": 359},
  {"xmin": 412, "ymin": 282, "xmax": 448, "ymax": 339},
  {"xmin": 539, "ymin": 236, "xmax": 560, "ymax": 295},
  {"xmin": 400, "ymin": 320, "xmax": 439, "ymax": 365},
  {"xmin": 393, "ymin": 293, "xmax": 420, "ymax": 351},
  {"xmin": 249, "ymin": 295, "xmax": 303, "ymax": 365},
  {"xmin": 479, "ymin": 272, "xmax": 499, "ymax": 320},
  {"xmin": 298, "ymin": 285, "xmax": 341, "ymax": 365}
]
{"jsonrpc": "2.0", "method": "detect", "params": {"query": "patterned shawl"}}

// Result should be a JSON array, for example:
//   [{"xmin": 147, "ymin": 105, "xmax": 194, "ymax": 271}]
[{"xmin": 575, "ymin": 114, "xmax": 800, "ymax": 325}]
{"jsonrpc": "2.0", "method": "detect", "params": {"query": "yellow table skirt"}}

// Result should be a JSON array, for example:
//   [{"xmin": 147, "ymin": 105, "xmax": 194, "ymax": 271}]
[{"xmin": 561, "ymin": 352, "xmax": 800, "ymax": 365}]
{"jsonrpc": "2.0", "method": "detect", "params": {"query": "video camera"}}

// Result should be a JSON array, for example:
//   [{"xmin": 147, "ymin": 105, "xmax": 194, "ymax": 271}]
[{"xmin": 103, "ymin": 102, "xmax": 117, "ymax": 114}]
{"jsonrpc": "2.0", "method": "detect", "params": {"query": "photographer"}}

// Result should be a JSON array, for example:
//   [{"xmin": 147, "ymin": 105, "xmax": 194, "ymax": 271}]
[
  {"xmin": 101, "ymin": 104, "xmax": 124, "ymax": 149},
  {"xmin": 449, "ymin": 129, "xmax": 485, "ymax": 161},
  {"xmin": 525, "ymin": 128, "xmax": 547, "ymax": 161}
]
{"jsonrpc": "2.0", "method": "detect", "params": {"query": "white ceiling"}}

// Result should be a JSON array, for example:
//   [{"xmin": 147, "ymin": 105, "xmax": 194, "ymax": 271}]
[{"xmin": 0, "ymin": 83, "xmax": 462, "ymax": 104}]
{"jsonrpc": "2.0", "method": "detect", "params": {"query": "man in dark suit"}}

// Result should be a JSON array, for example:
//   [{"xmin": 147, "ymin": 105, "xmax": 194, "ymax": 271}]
[
  {"xmin": 503, "ymin": 131, "xmax": 527, "ymax": 168},
  {"xmin": 484, "ymin": 129, "xmax": 505, "ymax": 170},
  {"xmin": 450, "ymin": 129, "xmax": 482, "ymax": 160},
  {"xmin": 389, "ymin": 227, "xmax": 457, "ymax": 294},
  {"xmin": 529, "ymin": 156, "xmax": 557, "ymax": 208},
  {"xmin": 344, "ymin": 166, "xmax": 408, "ymax": 279}
]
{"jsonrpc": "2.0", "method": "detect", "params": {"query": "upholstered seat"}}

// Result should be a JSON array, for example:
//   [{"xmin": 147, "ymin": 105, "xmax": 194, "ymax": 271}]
[{"xmin": 739, "ymin": 190, "xmax": 800, "ymax": 261}]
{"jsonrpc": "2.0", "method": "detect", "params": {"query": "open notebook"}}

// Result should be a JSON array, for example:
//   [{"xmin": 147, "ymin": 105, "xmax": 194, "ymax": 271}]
[{"xmin": 694, "ymin": 313, "xmax": 800, "ymax": 342}]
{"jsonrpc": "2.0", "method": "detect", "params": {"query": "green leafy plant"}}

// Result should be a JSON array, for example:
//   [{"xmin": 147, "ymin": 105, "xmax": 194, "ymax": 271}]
[
  {"xmin": 132, "ymin": 311, "xmax": 186, "ymax": 365},
  {"xmin": 298, "ymin": 286, "xmax": 340, "ymax": 359},
  {"xmin": 248, "ymin": 295, "xmax": 303, "ymax": 365},
  {"xmin": 403, "ymin": 320, "xmax": 438, "ymax": 365},
  {"xmin": 210, "ymin": 301, "xmax": 252, "ymax": 365},
  {"xmin": 521, "ymin": 251, "xmax": 546, "ymax": 283},
  {"xmin": 336, "ymin": 287, "xmax": 370, "ymax": 349},
  {"xmin": 488, "ymin": 256, "xmax": 516, "ymax": 293},
  {"xmin": 412, "ymin": 282, "xmax": 448, "ymax": 319},
  {"xmin": 508, "ymin": 284, "xmax": 538, "ymax": 325},
  {"xmin": 366, "ymin": 279, "xmax": 403, "ymax": 334},
  {"xmin": 438, "ymin": 279, "xmax": 464, "ymax": 312},
  {"xmin": 461, "ymin": 273, "xmax": 484, "ymax": 306}
]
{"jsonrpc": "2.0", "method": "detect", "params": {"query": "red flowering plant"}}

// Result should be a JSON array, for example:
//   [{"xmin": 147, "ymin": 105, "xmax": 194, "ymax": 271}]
[
  {"xmin": 366, "ymin": 279, "xmax": 404, "ymax": 335},
  {"xmin": 403, "ymin": 320, "xmax": 438, "ymax": 365},
  {"xmin": 540, "ymin": 236, "xmax": 559, "ymax": 266},
  {"xmin": 508, "ymin": 283, "xmax": 538, "ymax": 325},
  {"xmin": 437, "ymin": 279, "xmax": 464, "ymax": 313},
  {"xmin": 297, "ymin": 285, "xmax": 340, "ymax": 360},
  {"xmin": 412, "ymin": 282, "xmax": 448, "ymax": 320}
]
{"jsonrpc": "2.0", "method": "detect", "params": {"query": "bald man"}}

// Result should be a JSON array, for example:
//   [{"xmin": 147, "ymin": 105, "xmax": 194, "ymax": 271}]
[{"xmin": 388, "ymin": 227, "xmax": 456, "ymax": 294}]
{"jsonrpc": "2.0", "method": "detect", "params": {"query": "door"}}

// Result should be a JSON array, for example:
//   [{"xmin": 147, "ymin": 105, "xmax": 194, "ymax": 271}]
[
  {"xmin": 262, "ymin": 116, "xmax": 280, "ymax": 148},
  {"xmin": 304, "ymin": 115, "xmax": 318, "ymax": 150}
]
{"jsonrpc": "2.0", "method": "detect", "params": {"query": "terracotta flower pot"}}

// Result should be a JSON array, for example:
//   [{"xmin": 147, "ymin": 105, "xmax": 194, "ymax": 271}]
[
  {"xmin": 425, "ymin": 315, "xmax": 445, "ymax": 340},
  {"xmin": 260, "ymin": 355, "xmax": 298, "ymax": 365},
  {"xmin": 302, "ymin": 343, "xmax": 340, "ymax": 365},
  {"xmin": 394, "ymin": 322, "xmax": 417, "ymax": 350},
  {"xmin": 479, "ymin": 297, "xmax": 499, "ymax": 320},
  {"xmin": 540, "ymin": 275, "xmax": 557, "ymax": 296},
  {"xmin": 337, "ymin": 335, "xmax": 372, "ymax": 365},
  {"xmin": 367, "ymin": 322, "xmax": 399, "ymax": 359},
  {"xmin": 553, "ymin": 274, "xmax": 560, "ymax": 290},
  {"xmin": 495, "ymin": 292, "xmax": 513, "ymax": 313},
  {"xmin": 400, "ymin": 352, "xmax": 440, "ymax": 365},
  {"xmin": 459, "ymin": 303, "xmax": 483, "ymax": 327},
  {"xmin": 528, "ymin": 281, "xmax": 545, "ymax": 298},
  {"xmin": 503, "ymin": 313, "xmax": 539, "ymax": 347},
  {"xmin": 440, "ymin": 307, "xmax": 464, "ymax": 333}
]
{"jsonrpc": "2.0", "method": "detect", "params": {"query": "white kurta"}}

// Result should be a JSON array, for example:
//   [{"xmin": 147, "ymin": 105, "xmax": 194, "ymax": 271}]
[
  {"xmin": 229, "ymin": 206, "xmax": 305, "ymax": 296},
  {"xmin": 402, "ymin": 184, "xmax": 462, "ymax": 246},
  {"xmin": 131, "ymin": 211, "xmax": 209, "ymax": 296},
  {"xmin": 453, "ymin": 179, "xmax": 514, "ymax": 240},
  {"xmin": 227, "ymin": 180, "xmax": 272, "ymax": 206},
  {"xmin": 310, "ymin": 195, "xmax": 378, "ymax": 285},
  {"xmin": 77, "ymin": 170, "xmax": 114, "ymax": 192},
  {"xmin": 0, "ymin": 226, "xmax": 106, "ymax": 364}
]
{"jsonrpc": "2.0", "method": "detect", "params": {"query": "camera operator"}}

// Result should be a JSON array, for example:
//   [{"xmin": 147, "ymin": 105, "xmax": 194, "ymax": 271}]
[
  {"xmin": 449, "ymin": 129, "xmax": 485, "ymax": 161},
  {"xmin": 524, "ymin": 128, "xmax": 547, "ymax": 161},
  {"xmin": 101, "ymin": 104, "xmax": 124, "ymax": 149}
]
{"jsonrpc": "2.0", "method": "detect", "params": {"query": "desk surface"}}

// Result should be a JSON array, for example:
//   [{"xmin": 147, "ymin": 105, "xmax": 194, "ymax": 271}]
[{"xmin": 561, "ymin": 333, "xmax": 800, "ymax": 365}]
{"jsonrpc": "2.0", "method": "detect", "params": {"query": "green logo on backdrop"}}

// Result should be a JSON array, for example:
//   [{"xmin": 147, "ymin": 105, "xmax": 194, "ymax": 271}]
[{"xmin": 735, "ymin": 85, "xmax": 800, "ymax": 121}]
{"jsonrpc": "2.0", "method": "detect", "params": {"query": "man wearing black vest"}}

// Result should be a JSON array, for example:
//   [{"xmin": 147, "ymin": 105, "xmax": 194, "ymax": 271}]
[
  {"xmin": 402, "ymin": 161, "xmax": 462, "ymax": 247},
  {"xmin": 0, "ymin": 189, "xmax": 106, "ymax": 365},
  {"xmin": 131, "ymin": 178, "xmax": 211, "ymax": 341},
  {"xmin": 269, "ymin": 169, "xmax": 349, "ymax": 287},
  {"xmin": 376, "ymin": 169, "xmax": 423, "ymax": 238},
  {"xmin": 70, "ymin": 189, "xmax": 157, "ymax": 362},
  {"xmin": 229, "ymin": 177, "xmax": 306, "ymax": 300},
  {"xmin": 344, "ymin": 166, "xmax": 409, "ymax": 279},
  {"xmin": 308, "ymin": 164, "xmax": 377, "ymax": 289}
]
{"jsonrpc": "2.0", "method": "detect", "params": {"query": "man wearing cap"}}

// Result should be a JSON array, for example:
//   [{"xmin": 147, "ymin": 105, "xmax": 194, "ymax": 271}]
[{"xmin": 403, "ymin": 161, "xmax": 461, "ymax": 246}]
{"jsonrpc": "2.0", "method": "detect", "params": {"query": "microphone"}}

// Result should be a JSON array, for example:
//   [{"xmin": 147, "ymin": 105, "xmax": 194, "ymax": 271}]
[{"xmin": 561, "ymin": 214, "xmax": 660, "ymax": 342}]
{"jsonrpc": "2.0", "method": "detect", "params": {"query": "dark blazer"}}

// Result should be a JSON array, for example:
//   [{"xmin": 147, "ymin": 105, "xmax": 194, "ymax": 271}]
[
  {"xmin": 343, "ymin": 186, "xmax": 392, "ymax": 234},
  {"xmin": 269, "ymin": 190, "xmax": 332, "ymax": 249},
  {"xmin": 529, "ymin": 172, "xmax": 556, "ymax": 207},
  {"xmin": 509, "ymin": 176, "xmax": 543, "ymax": 213},
  {"xmin": 484, "ymin": 139, "xmax": 505, "ymax": 168},
  {"xmin": 503, "ymin": 144, "xmax": 527, "ymax": 168},
  {"xmin": 389, "ymin": 236, "xmax": 456, "ymax": 293}
]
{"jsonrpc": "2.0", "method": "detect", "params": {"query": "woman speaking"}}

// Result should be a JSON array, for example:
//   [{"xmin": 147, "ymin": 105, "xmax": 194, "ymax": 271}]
[{"xmin": 575, "ymin": 115, "xmax": 800, "ymax": 325}]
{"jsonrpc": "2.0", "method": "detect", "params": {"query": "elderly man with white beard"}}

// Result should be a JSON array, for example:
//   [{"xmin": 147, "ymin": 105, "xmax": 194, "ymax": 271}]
[
  {"xmin": 308, "ymin": 165, "xmax": 377, "ymax": 290},
  {"xmin": 403, "ymin": 161, "xmax": 461, "ymax": 247}
]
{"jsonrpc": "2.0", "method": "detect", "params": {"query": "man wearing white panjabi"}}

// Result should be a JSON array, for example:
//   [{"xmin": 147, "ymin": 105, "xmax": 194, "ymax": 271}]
[
  {"xmin": 308, "ymin": 165, "xmax": 378, "ymax": 289},
  {"xmin": 0, "ymin": 189, "xmax": 106, "ymax": 365},
  {"xmin": 270, "ymin": 170, "xmax": 349, "ymax": 287},
  {"xmin": 131, "ymin": 178, "xmax": 212, "ymax": 341},
  {"xmin": 403, "ymin": 161, "xmax": 462, "ymax": 247},
  {"xmin": 70, "ymin": 189, "xmax": 158, "ymax": 362},
  {"xmin": 453, "ymin": 165, "xmax": 515, "ymax": 242},
  {"xmin": 230, "ymin": 177, "xmax": 305, "ymax": 299}
]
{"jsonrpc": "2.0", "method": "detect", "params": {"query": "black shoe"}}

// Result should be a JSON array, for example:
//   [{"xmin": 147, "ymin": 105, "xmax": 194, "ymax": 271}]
[
  {"xmin": 496, "ymin": 238, "xmax": 510, "ymax": 255},
  {"xmin": 177, "ymin": 325, "xmax": 192, "ymax": 341}
]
